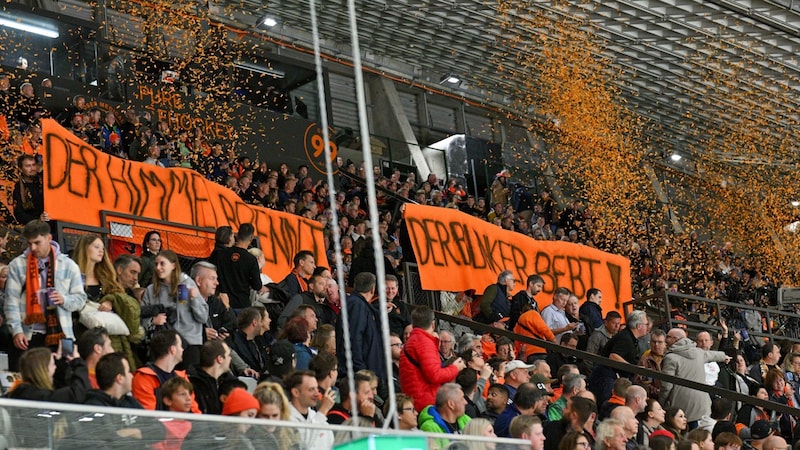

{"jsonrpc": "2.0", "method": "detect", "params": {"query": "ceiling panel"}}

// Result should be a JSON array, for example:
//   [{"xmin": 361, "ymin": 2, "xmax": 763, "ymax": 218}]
[{"xmin": 210, "ymin": 0, "xmax": 800, "ymax": 157}]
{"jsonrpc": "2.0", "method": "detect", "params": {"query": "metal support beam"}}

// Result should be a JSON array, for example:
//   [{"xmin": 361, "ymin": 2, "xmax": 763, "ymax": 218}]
[{"xmin": 366, "ymin": 75, "xmax": 433, "ymax": 178}]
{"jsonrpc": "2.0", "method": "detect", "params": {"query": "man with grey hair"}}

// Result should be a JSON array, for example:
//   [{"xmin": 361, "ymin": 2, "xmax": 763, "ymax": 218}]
[
  {"xmin": 661, "ymin": 328, "xmax": 730, "ymax": 428},
  {"xmin": 541, "ymin": 287, "xmax": 579, "ymax": 341},
  {"xmin": 547, "ymin": 372, "xmax": 586, "ymax": 421},
  {"xmin": 191, "ymin": 261, "xmax": 256, "ymax": 378},
  {"xmin": 418, "ymin": 382, "xmax": 470, "ymax": 434},
  {"xmin": 480, "ymin": 270, "xmax": 516, "ymax": 323},
  {"xmin": 336, "ymin": 272, "xmax": 386, "ymax": 380},
  {"xmin": 610, "ymin": 406, "xmax": 639, "ymax": 449},
  {"xmin": 588, "ymin": 310, "xmax": 651, "ymax": 404},
  {"xmin": 439, "ymin": 330, "xmax": 456, "ymax": 362},
  {"xmin": 596, "ymin": 418, "xmax": 628, "ymax": 450}
]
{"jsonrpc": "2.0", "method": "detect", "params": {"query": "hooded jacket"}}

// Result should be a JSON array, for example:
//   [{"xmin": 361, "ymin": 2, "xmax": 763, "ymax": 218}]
[
  {"xmin": 142, "ymin": 273, "xmax": 208, "ymax": 346},
  {"xmin": 660, "ymin": 337, "xmax": 727, "ymax": 422}
]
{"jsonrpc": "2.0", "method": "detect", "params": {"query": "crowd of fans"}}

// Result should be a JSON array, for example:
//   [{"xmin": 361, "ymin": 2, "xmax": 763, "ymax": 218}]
[{"xmin": 0, "ymin": 73, "xmax": 797, "ymax": 450}]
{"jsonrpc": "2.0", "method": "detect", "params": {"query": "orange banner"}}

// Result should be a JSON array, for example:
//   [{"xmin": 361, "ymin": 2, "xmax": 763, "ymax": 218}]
[
  {"xmin": 404, "ymin": 204, "xmax": 632, "ymax": 313},
  {"xmin": 42, "ymin": 119, "xmax": 327, "ymax": 280}
]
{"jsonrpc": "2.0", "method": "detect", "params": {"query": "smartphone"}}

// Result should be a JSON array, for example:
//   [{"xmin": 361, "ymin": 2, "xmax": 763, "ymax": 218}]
[
  {"xmin": 61, "ymin": 338, "xmax": 74, "ymax": 356},
  {"xmin": 219, "ymin": 327, "xmax": 229, "ymax": 335}
]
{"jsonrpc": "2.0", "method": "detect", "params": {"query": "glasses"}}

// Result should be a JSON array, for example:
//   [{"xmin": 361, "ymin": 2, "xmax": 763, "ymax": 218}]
[
  {"xmin": 400, "ymin": 407, "xmax": 416, "ymax": 412},
  {"xmin": 576, "ymin": 442, "xmax": 590, "ymax": 448},
  {"xmin": 149, "ymin": 238, "xmax": 161, "ymax": 242},
  {"xmin": 391, "ymin": 343, "xmax": 404, "ymax": 348},
  {"xmin": 440, "ymin": 340, "xmax": 453, "ymax": 344}
]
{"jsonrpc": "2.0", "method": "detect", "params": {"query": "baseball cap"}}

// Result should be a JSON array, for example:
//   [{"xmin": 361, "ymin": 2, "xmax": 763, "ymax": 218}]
[
  {"xmin": 531, "ymin": 373, "xmax": 557, "ymax": 384},
  {"xmin": 491, "ymin": 312, "xmax": 509, "ymax": 324},
  {"xmin": 504, "ymin": 360, "xmax": 534, "ymax": 374},
  {"xmin": 746, "ymin": 420, "xmax": 775, "ymax": 440},
  {"xmin": 266, "ymin": 339, "xmax": 296, "ymax": 377}
]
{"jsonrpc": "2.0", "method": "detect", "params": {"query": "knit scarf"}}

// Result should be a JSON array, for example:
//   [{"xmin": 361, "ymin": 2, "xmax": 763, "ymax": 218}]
[{"xmin": 24, "ymin": 249, "xmax": 64, "ymax": 346}]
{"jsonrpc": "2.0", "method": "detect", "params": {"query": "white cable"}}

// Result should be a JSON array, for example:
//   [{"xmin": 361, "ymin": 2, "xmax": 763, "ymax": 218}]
[
  {"xmin": 308, "ymin": 0, "xmax": 359, "ymax": 435},
  {"xmin": 345, "ymin": 0, "xmax": 398, "ymax": 431}
]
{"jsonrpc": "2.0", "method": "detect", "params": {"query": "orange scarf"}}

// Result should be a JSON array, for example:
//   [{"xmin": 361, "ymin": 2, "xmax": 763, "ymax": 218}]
[
  {"xmin": 24, "ymin": 250, "xmax": 63, "ymax": 346},
  {"xmin": 294, "ymin": 270, "xmax": 309, "ymax": 292},
  {"xmin": 24, "ymin": 251, "xmax": 51, "ymax": 325}
]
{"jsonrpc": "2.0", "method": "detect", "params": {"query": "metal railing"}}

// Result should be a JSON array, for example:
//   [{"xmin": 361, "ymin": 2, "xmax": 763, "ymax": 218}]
[
  {"xmin": 0, "ymin": 397, "xmax": 526, "ymax": 449},
  {"xmin": 624, "ymin": 290, "xmax": 800, "ymax": 345},
  {"xmin": 399, "ymin": 263, "xmax": 800, "ymax": 418}
]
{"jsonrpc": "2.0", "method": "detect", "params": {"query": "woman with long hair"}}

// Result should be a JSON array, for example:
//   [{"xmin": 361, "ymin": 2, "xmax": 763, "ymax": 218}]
[
  {"xmin": 312, "ymin": 324, "xmax": 336, "ymax": 354},
  {"xmin": 3, "ymin": 347, "xmax": 90, "ymax": 448},
  {"xmin": 72, "ymin": 234, "xmax": 140, "ymax": 367},
  {"xmin": 5, "ymin": 346, "xmax": 89, "ymax": 402},
  {"xmin": 687, "ymin": 428, "xmax": 714, "ymax": 450},
  {"xmin": 138, "ymin": 230, "xmax": 161, "ymax": 288},
  {"xmin": 461, "ymin": 418, "xmax": 497, "ymax": 450},
  {"xmin": 663, "ymin": 407, "xmax": 688, "ymax": 440},
  {"xmin": 141, "ymin": 250, "xmax": 207, "ymax": 368},
  {"xmin": 252, "ymin": 381, "xmax": 301, "ymax": 449},
  {"xmin": 782, "ymin": 352, "xmax": 800, "ymax": 406},
  {"xmin": 72, "ymin": 234, "xmax": 124, "ymax": 303}
]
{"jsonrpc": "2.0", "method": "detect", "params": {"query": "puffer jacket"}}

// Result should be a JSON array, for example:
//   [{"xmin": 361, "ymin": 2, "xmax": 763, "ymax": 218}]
[
  {"xmin": 399, "ymin": 327, "xmax": 460, "ymax": 412},
  {"xmin": 660, "ymin": 337, "xmax": 727, "ymax": 422}
]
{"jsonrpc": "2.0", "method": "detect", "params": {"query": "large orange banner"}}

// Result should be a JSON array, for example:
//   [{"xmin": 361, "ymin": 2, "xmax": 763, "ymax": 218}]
[
  {"xmin": 404, "ymin": 204, "xmax": 632, "ymax": 313},
  {"xmin": 42, "ymin": 119, "xmax": 327, "ymax": 280}
]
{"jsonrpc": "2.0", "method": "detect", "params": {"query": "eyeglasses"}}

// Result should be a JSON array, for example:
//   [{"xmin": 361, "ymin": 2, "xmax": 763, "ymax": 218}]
[
  {"xmin": 391, "ymin": 343, "xmax": 404, "ymax": 348},
  {"xmin": 400, "ymin": 407, "xmax": 416, "ymax": 412},
  {"xmin": 576, "ymin": 442, "xmax": 590, "ymax": 448}
]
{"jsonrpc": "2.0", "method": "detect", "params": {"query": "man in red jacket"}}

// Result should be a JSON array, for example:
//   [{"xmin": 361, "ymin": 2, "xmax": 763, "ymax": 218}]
[{"xmin": 400, "ymin": 306, "xmax": 466, "ymax": 411}]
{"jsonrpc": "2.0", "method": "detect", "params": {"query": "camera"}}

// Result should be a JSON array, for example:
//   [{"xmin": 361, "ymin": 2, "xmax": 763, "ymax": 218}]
[{"xmin": 164, "ymin": 306, "xmax": 178, "ymax": 325}]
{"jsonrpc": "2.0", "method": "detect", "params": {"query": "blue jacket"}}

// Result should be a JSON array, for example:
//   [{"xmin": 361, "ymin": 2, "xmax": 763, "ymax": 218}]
[
  {"xmin": 494, "ymin": 403, "xmax": 521, "ymax": 438},
  {"xmin": 336, "ymin": 292, "xmax": 386, "ymax": 380}
]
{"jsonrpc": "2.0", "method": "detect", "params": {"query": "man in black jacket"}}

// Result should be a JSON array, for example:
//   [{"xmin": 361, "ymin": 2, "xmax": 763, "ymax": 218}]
[
  {"xmin": 277, "ymin": 273, "xmax": 327, "ymax": 329},
  {"xmin": 82, "ymin": 352, "xmax": 165, "ymax": 447},
  {"xmin": 188, "ymin": 340, "xmax": 234, "ymax": 414}
]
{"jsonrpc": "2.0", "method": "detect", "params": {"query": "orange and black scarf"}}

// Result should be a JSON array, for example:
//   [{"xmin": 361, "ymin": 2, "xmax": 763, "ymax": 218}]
[{"xmin": 24, "ymin": 250, "xmax": 64, "ymax": 345}]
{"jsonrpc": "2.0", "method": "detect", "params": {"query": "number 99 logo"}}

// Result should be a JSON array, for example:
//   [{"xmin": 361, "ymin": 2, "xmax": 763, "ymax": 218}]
[{"xmin": 303, "ymin": 123, "xmax": 338, "ymax": 174}]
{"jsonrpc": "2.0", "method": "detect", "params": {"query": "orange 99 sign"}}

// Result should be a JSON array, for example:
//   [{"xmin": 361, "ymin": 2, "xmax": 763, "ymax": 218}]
[{"xmin": 303, "ymin": 123, "xmax": 338, "ymax": 174}]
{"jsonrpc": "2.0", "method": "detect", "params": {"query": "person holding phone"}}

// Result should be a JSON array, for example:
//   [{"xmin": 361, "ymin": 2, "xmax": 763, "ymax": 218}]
[
  {"xmin": 5, "ymin": 220, "xmax": 87, "ymax": 371},
  {"xmin": 141, "ymin": 250, "xmax": 207, "ymax": 369},
  {"xmin": 5, "ymin": 343, "xmax": 89, "ymax": 410}
]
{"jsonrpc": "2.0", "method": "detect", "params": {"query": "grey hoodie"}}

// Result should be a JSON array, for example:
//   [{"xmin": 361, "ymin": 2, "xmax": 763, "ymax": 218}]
[{"xmin": 660, "ymin": 337, "xmax": 727, "ymax": 422}]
